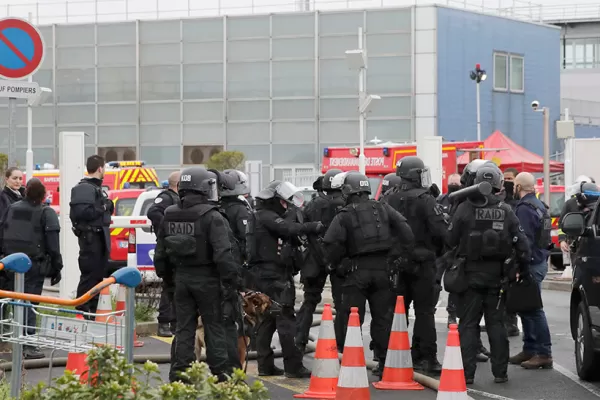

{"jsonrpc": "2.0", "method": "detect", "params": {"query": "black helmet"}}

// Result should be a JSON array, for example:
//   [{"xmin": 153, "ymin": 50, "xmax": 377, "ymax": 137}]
[
  {"xmin": 220, "ymin": 169, "xmax": 250, "ymax": 197},
  {"xmin": 313, "ymin": 176, "xmax": 324, "ymax": 191},
  {"xmin": 381, "ymin": 173, "xmax": 402, "ymax": 193},
  {"xmin": 256, "ymin": 180, "xmax": 304, "ymax": 207},
  {"xmin": 336, "ymin": 172, "xmax": 371, "ymax": 196},
  {"xmin": 396, "ymin": 156, "xmax": 431, "ymax": 188},
  {"xmin": 322, "ymin": 169, "xmax": 343, "ymax": 191},
  {"xmin": 461, "ymin": 159, "xmax": 497, "ymax": 187},
  {"xmin": 179, "ymin": 167, "xmax": 219, "ymax": 201},
  {"xmin": 474, "ymin": 164, "xmax": 504, "ymax": 192}
]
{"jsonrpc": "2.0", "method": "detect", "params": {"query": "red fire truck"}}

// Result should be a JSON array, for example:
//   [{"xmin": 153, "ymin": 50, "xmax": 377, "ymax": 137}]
[{"xmin": 321, "ymin": 141, "xmax": 485, "ymax": 197}]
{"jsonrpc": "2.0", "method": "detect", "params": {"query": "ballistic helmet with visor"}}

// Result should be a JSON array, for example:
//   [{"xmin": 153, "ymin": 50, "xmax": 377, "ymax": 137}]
[
  {"xmin": 577, "ymin": 182, "xmax": 600, "ymax": 206},
  {"xmin": 474, "ymin": 164, "xmax": 504, "ymax": 192},
  {"xmin": 256, "ymin": 181, "xmax": 304, "ymax": 208},
  {"xmin": 381, "ymin": 173, "xmax": 402, "ymax": 193},
  {"xmin": 220, "ymin": 169, "xmax": 251, "ymax": 196},
  {"xmin": 178, "ymin": 167, "xmax": 219, "ymax": 202},
  {"xmin": 340, "ymin": 172, "xmax": 372, "ymax": 196},
  {"xmin": 330, "ymin": 171, "xmax": 360, "ymax": 191},
  {"xmin": 322, "ymin": 169, "xmax": 343, "ymax": 191},
  {"xmin": 396, "ymin": 156, "xmax": 431, "ymax": 188},
  {"xmin": 461, "ymin": 159, "xmax": 497, "ymax": 187}
]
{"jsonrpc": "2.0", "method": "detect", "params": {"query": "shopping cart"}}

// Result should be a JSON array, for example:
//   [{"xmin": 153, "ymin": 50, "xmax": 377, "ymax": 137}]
[{"xmin": 0, "ymin": 253, "xmax": 142, "ymax": 398}]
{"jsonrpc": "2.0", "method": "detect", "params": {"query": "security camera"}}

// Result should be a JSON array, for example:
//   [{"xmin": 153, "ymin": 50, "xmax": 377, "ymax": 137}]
[{"xmin": 531, "ymin": 100, "xmax": 540, "ymax": 111}]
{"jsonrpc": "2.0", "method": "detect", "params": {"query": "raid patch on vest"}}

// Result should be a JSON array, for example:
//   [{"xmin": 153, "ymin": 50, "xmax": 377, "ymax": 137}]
[
  {"xmin": 167, "ymin": 221, "xmax": 195, "ymax": 235},
  {"xmin": 475, "ymin": 208, "xmax": 505, "ymax": 221}
]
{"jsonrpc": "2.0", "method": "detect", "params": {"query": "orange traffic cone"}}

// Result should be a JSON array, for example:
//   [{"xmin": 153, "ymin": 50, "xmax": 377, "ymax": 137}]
[
  {"xmin": 373, "ymin": 296, "xmax": 423, "ymax": 390},
  {"xmin": 437, "ymin": 324, "xmax": 468, "ymax": 400},
  {"xmin": 295, "ymin": 304, "xmax": 339, "ymax": 399},
  {"xmin": 115, "ymin": 285, "xmax": 144, "ymax": 347},
  {"xmin": 335, "ymin": 307, "xmax": 370, "ymax": 400},
  {"xmin": 65, "ymin": 352, "xmax": 92, "ymax": 384},
  {"xmin": 95, "ymin": 286, "xmax": 113, "ymax": 323}
]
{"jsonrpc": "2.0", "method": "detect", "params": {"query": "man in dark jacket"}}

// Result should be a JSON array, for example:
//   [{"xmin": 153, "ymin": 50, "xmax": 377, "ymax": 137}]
[
  {"xmin": 147, "ymin": 171, "xmax": 181, "ymax": 337},
  {"xmin": 69, "ymin": 155, "xmax": 114, "ymax": 315}
]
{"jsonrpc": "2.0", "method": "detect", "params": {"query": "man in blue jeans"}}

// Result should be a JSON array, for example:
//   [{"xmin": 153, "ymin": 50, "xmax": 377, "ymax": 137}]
[{"xmin": 509, "ymin": 172, "xmax": 553, "ymax": 369}]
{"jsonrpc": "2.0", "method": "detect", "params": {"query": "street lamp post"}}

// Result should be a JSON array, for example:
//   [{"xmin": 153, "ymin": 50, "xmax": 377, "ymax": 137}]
[
  {"xmin": 533, "ymin": 103, "xmax": 551, "ymax": 206},
  {"xmin": 469, "ymin": 64, "xmax": 487, "ymax": 142},
  {"xmin": 345, "ymin": 27, "xmax": 380, "ymax": 175}
]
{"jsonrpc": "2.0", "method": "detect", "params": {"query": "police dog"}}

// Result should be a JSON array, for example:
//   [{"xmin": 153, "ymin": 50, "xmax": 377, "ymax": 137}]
[{"xmin": 194, "ymin": 291, "xmax": 281, "ymax": 369}]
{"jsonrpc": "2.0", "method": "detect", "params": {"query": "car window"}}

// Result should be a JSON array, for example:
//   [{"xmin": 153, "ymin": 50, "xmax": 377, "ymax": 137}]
[
  {"xmin": 548, "ymin": 192, "xmax": 565, "ymax": 218},
  {"xmin": 115, "ymin": 198, "xmax": 136, "ymax": 216},
  {"xmin": 141, "ymin": 198, "xmax": 156, "ymax": 216}
]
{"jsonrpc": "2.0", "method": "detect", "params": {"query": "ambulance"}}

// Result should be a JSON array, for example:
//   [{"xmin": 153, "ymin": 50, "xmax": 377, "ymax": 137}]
[{"xmin": 27, "ymin": 160, "xmax": 160, "ymax": 206}]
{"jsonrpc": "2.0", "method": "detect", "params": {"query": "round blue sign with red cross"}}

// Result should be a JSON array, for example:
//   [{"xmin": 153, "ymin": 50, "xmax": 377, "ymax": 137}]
[{"xmin": 0, "ymin": 17, "xmax": 45, "ymax": 80}]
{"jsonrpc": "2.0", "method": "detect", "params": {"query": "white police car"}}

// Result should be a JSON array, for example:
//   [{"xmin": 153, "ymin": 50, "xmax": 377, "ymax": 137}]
[{"xmin": 129, "ymin": 189, "xmax": 162, "ymax": 283}]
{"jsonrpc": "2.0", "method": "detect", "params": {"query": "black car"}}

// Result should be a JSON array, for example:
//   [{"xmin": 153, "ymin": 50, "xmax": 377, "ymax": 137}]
[{"xmin": 561, "ymin": 211, "xmax": 600, "ymax": 381}]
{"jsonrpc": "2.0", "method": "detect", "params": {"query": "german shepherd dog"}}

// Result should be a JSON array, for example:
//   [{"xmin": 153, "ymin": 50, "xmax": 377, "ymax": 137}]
[{"xmin": 194, "ymin": 291, "xmax": 282, "ymax": 369}]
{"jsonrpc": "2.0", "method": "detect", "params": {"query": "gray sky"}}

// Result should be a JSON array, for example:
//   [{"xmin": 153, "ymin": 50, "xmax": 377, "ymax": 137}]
[{"xmin": 0, "ymin": 0, "xmax": 598, "ymax": 24}]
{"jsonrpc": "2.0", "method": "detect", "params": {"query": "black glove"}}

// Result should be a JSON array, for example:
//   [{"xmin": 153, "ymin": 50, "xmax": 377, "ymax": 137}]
[
  {"xmin": 315, "ymin": 222, "xmax": 326, "ymax": 234},
  {"xmin": 50, "ymin": 270, "xmax": 62, "ymax": 286}
]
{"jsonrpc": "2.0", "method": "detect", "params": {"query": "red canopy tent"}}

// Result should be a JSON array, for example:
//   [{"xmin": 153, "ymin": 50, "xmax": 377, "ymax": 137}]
[{"xmin": 457, "ymin": 130, "xmax": 564, "ymax": 173}]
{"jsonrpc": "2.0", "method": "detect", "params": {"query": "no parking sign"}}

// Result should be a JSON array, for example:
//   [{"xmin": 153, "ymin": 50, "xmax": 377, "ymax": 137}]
[{"xmin": 0, "ymin": 17, "xmax": 45, "ymax": 80}]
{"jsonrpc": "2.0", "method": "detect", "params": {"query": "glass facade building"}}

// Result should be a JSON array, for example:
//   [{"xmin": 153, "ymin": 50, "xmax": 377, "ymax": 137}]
[{"xmin": 0, "ymin": 7, "xmax": 413, "ymax": 182}]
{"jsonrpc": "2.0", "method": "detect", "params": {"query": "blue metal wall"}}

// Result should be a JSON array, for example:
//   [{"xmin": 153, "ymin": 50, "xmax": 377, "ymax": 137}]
[{"xmin": 436, "ymin": 7, "xmax": 561, "ymax": 155}]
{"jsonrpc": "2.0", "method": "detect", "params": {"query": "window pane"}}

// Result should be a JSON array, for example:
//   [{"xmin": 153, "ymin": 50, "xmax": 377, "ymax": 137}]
[
  {"xmin": 226, "ymin": 144, "xmax": 270, "ymax": 163},
  {"xmin": 319, "ymin": 12, "xmax": 363, "ymax": 35},
  {"xmin": 16, "ymin": 148, "xmax": 54, "ymax": 166},
  {"xmin": 273, "ymin": 122, "xmax": 315, "ymax": 143},
  {"xmin": 273, "ymin": 38, "xmax": 314, "ymax": 60},
  {"xmin": 183, "ymin": 102, "xmax": 224, "ymax": 121},
  {"xmin": 56, "ymin": 25, "xmax": 94, "ymax": 46},
  {"xmin": 371, "ymin": 96, "xmax": 411, "ymax": 118},
  {"xmin": 141, "ymin": 146, "xmax": 181, "ymax": 165},
  {"xmin": 367, "ymin": 34, "xmax": 411, "ymax": 56},
  {"xmin": 56, "ymin": 69, "xmax": 95, "ymax": 103},
  {"xmin": 575, "ymin": 41, "xmax": 584, "ymax": 66},
  {"xmin": 98, "ymin": 45, "xmax": 136, "ymax": 67},
  {"xmin": 565, "ymin": 41, "xmax": 574, "ymax": 67},
  {"xmin": 98, "ymin": 146, "xmax": 137, "ymax": 162},
  {"xmin": 320, "ymin": 59, "xmax": 357, "ymax": 96},
  {"xmin": 227, "ymin": 62, "xmax": 270, "ymax": 98},
  {"xmin": 140, "ymin": 124, "xmax": 180, "ymax": 145},
  {"xmin": 183, "ymin": 124, "xmax": 224, "ymax": 145},
  {"xmin": 182, "ymin": 18, "xmax": 223, "ymax": 42},
  {"xmin": 183, "ymin": 145, "xmax": 224, "ymax": 165},
  {"xmin": 272, "ymin": 60, "xmax": 314, "ymax": 97},
  {"xmin": 141, "ymin": 66, "xmax": 181, "ymax": 101},
  {"xmin": 272, "ymin": 13, "xmax": 314, "ymax": 37},
  {"xmin": 183, "ymin": 64, "xmax": 224, "ymax": 99},
  {"xmin": 272, "ymin": 144, "xmax": 315, "ymax": 164},
  {"xmin": 98, "ymin": 67, "xmax": 136, "ymax": 102},
  {"xmin": 85, "ymin": 146, "xmax": 96, "ymax": 158},
  {"xmin": 228, "ymin": 40, "xmax": 269, "ymax": 62},
  {"xmin": 494, "ymin": 54, "xmax": 507, "ymax": 90},
  {"xmin": 98, "ymin": 104, "xmax": 137, "ymax": 124},
  {"xmin": 57, "ymin": 126, "xmax": 96, "ymax": 145},
  {"xmin": 140, "ymin": 44, "xmax": 180, "ymax": 65},
  {"xmin": 97, "ymin": 126, "xmax": 137, "ymax": 146},
  {"xmin": 31, "ymin": 105, "xmax": 55, "ymax": 126},
  {"xmin": 320, "ymin": 98, "xmax": 358, "ymax": 119},
  {"xmin": 183, "ymin": 42, "xmax": 223, "ymax": 63},
  {"xmin": 57, "ymin": 105, "xmax": 95, "ymax": 125},
  {"xmin": 39, "ymin": 26, "xmax": 53, "ymax": 48},
  {"xmin": 319, "ymin": 121, "xmax": 359, "ymax": 143},
  {"xmin": 366, "ymin": 9, "xmax": 411, "ymax": 33},
  {"xmin": 510, "ymin": 56, "xmax": 524, "ymax": 92},
  {"xmin": 139, "ymin": 20, "xmax": 181, "ymax": 43},
  {"xmin": 97, "ymin": 22, "xmax": 136, "ymax": 45},
  {"xmin": 32, "ymin": 70, "xmax": 54, "ymax": 104},
  {"xmin": 15, "ymin": 127, "xmax": 54, "ymax": 147},
  {"xmin": 141, "ymin": 103, "xmax": 180, "ymax": 123},
  {"xmin": 57, "ymin": 47, "xmax": 95, "ymax": 68},
  {"xmin": 226, "ymin": 123, "xmax": 270, "ymax": 145},
  {"xmin": 367, "ymin": 56, "xmax": 411, "ymax": 94},
  {"xmin": 319, "ymin": 36, "xmax": 357, "ymax": 59},
  {"xmin": 228, "ymin": 100, "xmax": 269, "ymax": 121},
  {"xmin": 227, "ymin": 16, "xmax": 270, "ymax": 39},
  {"xmin": 366, "ymin": 120, "xmax": 411, "ymax": 142},
  {"xmin": 273, "ymin": 99, "xmax": 314, "ymax": 120}
]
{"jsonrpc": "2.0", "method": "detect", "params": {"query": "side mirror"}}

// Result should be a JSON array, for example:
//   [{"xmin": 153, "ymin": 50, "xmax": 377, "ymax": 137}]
[{"xmin": 560, "ymin": 212, "xmax": 587, "ymax": 237}]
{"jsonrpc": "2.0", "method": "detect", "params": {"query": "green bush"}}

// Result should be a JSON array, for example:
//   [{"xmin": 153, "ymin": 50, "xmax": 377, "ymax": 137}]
[{"xmin": 19, "ymin": 346, "xmax": 269, "ymax": 400}]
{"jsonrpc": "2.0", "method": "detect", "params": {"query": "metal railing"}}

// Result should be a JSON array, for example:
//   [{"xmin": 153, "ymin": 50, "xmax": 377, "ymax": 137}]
[
  {"xmin": 561, "ymin": 98, "xmax": 600, "ymax": 126},
  {"xmin": 0, "ymin": 0, "xmax": 542, "ymax": 25}
]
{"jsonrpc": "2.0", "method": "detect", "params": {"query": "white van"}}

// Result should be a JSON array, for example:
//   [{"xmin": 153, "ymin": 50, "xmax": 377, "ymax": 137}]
[{"xmin": 129, "ymin": 189, "xmax": 162, "ymax": 283}]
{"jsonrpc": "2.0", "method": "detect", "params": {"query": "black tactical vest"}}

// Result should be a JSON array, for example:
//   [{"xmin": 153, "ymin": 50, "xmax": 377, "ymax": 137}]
[
  {"xmin": 344, "ymin": 200, "xmax": 392, "ymax": 258},
  {"xmin": 389, "ymin": 188, "xmax": 430, "ymax": 248},
  {"xmin": 461, "ymin": 202, "xmax": 512, "ymax": 263},
  {"xmin": 520, "ymin": 198, "xmax": 552, "ymax": 250},
  {"xmin": 3, "ymin": 201, "xmax": 46, "ymax": 260},
  {"xmin": 162, "ymin": 203, "xmax": 217, "ymax": 268}
]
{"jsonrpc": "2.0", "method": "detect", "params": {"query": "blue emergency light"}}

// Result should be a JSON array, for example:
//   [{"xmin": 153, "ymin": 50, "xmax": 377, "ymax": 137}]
[
  {"xmin": 162, "ymin": 180, "xmax": 169, "ymax": 189},
  {"xmin": 123, "ymin": 182, "xmax": 131, "ymax": 189},
  {"xmin": 35, "ymin": 164, "xmax": 41, "ymax": 170}
]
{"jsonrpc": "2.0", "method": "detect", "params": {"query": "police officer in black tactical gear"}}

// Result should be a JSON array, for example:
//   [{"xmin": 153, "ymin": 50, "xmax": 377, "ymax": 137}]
[
  {"xmin": 247, "ymin": 181, "xmax": 324, "ymax": 378},
  {"xmin": 295, "ymin": 168, "xmax": 346, "ymax": 354},
  {"xmin": 323, "ymin": 171, "xmax": 415, "ymax": 377},
  {"xmin": 1, "ymin": 178, "xmax": 63, "ymax": 360},
  {"xmin": 379, "ymin": 172, "xmax": 403, "ymax": 201},
  {"xmin": 219, "ymin": 170, "xmax": 252, "ymax": 262},
  {"xmin": 69, "ymin": 155, "xmax": 114, "ymax": 315},
  {"xmin": 153, "ymin": 166, "xmax": 242, "ymax": 383},
  {"xmin": 147, "ymin": 171, "xmax": 181, "ymax": 338},
  {"xmin": 382, "ymin": 156, "xmax": 447, "ymax": 374},
  {"xmin": 447, "ymin": 163, "xmax": 530, "ymax": 384}
]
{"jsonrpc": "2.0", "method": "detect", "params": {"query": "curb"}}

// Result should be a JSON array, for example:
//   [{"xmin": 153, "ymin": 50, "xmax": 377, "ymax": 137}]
[
  {"xmin": 136, "ymin": 321, "xmax": 158, "ymax": 336},
  {"xmin": 542, "ymin": 279, "xmax": 571, "ymax": 292}
]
